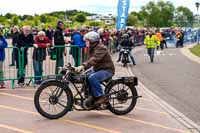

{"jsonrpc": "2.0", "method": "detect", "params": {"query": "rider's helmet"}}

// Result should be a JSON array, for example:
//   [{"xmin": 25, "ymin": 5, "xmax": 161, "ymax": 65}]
[
  {"xmin": 84, "ymin": 31, "xmax": 100, "ymax": 44},
  {"xmin": 122, "ymin": 33, "xmax": 130, "ymax": 39}
]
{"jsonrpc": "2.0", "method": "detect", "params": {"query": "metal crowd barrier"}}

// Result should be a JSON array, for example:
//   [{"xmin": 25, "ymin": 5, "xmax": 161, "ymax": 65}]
[
  {"xmin": 1, "ymin": 46, "xmax": 21, "ymax": 89},
  {"xmin": 2, "ymin": 45, "xmax": 81, "ymax": 89}
]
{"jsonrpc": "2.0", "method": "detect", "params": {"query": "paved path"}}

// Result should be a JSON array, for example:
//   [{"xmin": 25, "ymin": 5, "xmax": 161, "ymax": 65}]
[
  {"xmin": 0, "ymin": 57, "xmax": 190, "ymax": 133},
  {"xmin": 129, "ymin": 46, "xmax": 200, "ymax": 129}
]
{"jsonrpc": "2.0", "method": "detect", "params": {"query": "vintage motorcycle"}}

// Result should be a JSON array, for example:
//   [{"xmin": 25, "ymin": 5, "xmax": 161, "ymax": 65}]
[
  {"xmin": 34, "ymin": 63, "xmax": 141, "ymax": 119},
  {"xmin": 120, "ymin": 47, "xmax": 131, "ymax": 67}
]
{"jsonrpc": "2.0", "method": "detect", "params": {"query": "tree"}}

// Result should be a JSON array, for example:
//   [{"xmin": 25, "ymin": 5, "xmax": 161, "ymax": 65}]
[
  {"xmin": 157, "ymin": 1, "xmax": 175, "ymax": 27},
  {"xmin": 21, "ymin": 15, "xmax": 33, "ymax": 21},
  {"xmin": 174, "ymin": 6, "xmax": 194, "ymax": 27},
  {"xmin": 40, "ymin": 15, "xmax": 48, "ymax": 23},
  {"xmin": 12, "ymin": 16, "xmax": 19, "ymax": 25},
  {"xmin": 127, "ymin": 13, "xmax": 138, "ymax": 26},
  {"xmin": 5, "ymin": 13, "xmax": 13, "ymax": 19},
  {"xmin": 33, "ymin": 17, "xmax": 39, "ymax": 26},
  {"xmin": 75, "ymin": 13, "xmax": 86, "ymax": 23},
  {"xmin": 139, "ymin": 0, "xmax": 175, "ymax": 27},
  {"xmin": 0, "ymin": 16, "xmax": 9, "ymax": 25},
  {"xmin": 89, "ymin": 21, "xmax": 101, "ymax": 27}
]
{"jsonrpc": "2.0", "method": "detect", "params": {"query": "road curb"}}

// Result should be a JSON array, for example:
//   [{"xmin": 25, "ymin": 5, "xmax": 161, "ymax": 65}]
[
  {"xmin": 181, "ymin": 45, "xmax": 200, "ymax": 65},
  {"xmin": 127, "ymin": 67, "xmax": 200, "ymax": 133}
]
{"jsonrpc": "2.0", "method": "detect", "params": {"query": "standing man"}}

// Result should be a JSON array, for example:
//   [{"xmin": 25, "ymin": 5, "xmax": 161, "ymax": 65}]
[
  {"xmin": 176, "ymin": 31, "xmax": 182, "ymax": 48},
  {"xmin": 180, "ymin": 30, "xmax": 184, "ymax": 47},
  {"xmin": 0, "ymin": 29, "xmax": 8, "ymax": 88},
  {"xmin": 10, "ymin": 26, "xmax": 20, "ymax": 66},
  {"xmin": 70, "ymin": 29, "xmax": 86, "ymax": 66},
  {"xmin": 46, "ymin": 25, "xmax": 54, "ymax": 41},
  {"xmin": 156, "ymin": 30, "xmax": 163, "ymax": 50},
  {"xmin": 161, "ymin": 31, "xmax": 168, "ymax": 48},
  {"xmin": 54, "ymin": 21, "xmax": 65, "ymax": 74},
  {"xmin": 17, "ymin": 25, "xmax": 34, "ymax": 86},
  {"xmin": 144, "ymin": 30, "xmax": 160, "ymax": 63}
]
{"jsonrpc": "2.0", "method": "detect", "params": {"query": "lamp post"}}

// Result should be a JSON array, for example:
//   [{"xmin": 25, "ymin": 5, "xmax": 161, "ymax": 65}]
[{"xmin": 195, "ymin": 2, "xmax": 200, "ymax": 44}]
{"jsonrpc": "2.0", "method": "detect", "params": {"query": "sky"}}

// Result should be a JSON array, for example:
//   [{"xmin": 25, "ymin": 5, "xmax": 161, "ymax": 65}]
[{"xmin": 0, "ymin": 0, "xmax": 199, "ymax": 16}]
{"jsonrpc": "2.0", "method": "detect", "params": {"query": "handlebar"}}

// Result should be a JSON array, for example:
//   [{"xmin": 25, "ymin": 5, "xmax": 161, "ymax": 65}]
[{"xmin": 59, "ymin": 63, "xmax": 92, "ymax": 76}]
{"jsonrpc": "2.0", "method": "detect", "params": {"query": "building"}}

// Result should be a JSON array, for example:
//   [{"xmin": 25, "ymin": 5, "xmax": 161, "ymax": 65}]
[{"xmin": 86, "ymin": 14, "xmax": 114, "ymax": 25}]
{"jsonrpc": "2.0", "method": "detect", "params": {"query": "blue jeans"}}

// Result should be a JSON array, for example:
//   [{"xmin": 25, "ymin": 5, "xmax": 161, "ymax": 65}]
[
  {"xmin": 88, "ymin": 70, "xmax": 113, "ymax": 97},
  {"xmin": 147, "ymin": 48, "xmax": 155, "ymax": 62},
  {"xmin": 33, "ymin": 60, "xmax": 43, "ymax": 82}
]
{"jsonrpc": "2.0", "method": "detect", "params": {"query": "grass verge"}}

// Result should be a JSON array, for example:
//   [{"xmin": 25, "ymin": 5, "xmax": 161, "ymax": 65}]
[{"xmin": 190, "ymin": 44, "xmax": 200, "ymax": 57}]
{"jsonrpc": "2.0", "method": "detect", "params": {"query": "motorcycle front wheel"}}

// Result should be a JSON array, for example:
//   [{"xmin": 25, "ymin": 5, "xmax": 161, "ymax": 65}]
[{"xmin": 34, "ymin": 81, "xmax": 73, "ymax": 119}]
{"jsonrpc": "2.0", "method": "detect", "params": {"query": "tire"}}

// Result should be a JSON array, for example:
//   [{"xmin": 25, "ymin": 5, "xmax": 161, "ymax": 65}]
[
  {"xmin": 34, "ymin": 81, "xmax": 73, "ymax": 119},
  {"xmin": 123, "ymin": 62, "xmax": 127, "ymax": 67},
  {"xmin": 123, "ymin": 54, "xmax": 128, "ymax": 67},
  {"xmin": 105, "ymin": 80, "xmax": 138, "ymax": 115}
]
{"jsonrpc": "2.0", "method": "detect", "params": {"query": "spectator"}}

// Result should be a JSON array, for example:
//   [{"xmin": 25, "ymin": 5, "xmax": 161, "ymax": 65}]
[
  {"xmin": 180, "ymin": 30, "xmax": 184, "ymax": 47},
  {"xmin": 33, "ymin": 31, "xmax": 52, "ymax": 84},
  {"xmin": 0, "ymin": 29, "xmax": 8, "ymax": 88},
  {"xmin": 156, "ymin": 30, "xmax": 164, "ymax": 50},
  {"xmin": 176, "ymin": 31, "xmax": 182, "ymax": 48},
  {"xmin": 46, "ymin": 25, "xmax": 54, "ymax": 41},
  {"xmin": 54, "ymin": 21, "xmax": 65, "ymax": 74},
  {"xmin": 161, "ymin": 31, "xmax": 168, "ymax": 48},
  {"xmin": 16, "ymin": 25, "xmax": 34, "ymax": 86},
  {"xmin": 10, "ymin": 26, "xmax": 20, "ymax": 66},
  {"xmin": 104, "ymin": 29, "xmax": 110, "ymax": 46},
  {"xmin": 70, "ymin": 29, "xmax": 86, "ymax": 66}
]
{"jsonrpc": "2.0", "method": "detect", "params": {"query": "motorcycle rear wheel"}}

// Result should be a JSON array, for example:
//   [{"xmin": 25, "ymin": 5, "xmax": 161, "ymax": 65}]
[{"xmin": 105, "ymin": 80, "xmax": 138, "ymax": 115}]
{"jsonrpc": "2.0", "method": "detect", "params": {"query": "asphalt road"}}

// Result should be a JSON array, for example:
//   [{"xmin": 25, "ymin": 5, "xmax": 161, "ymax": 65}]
[{"xmin": 130, "ymin": 46, "xmax": 200, "ymax": 125}]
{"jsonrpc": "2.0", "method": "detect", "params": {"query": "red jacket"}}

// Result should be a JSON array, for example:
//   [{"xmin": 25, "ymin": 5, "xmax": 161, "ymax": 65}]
[
  {"xmin": 104, "ymin": 32, "xmax": 110, "ymax": 41},
  {"xmin": 34, "ymin": 36, "xmax": 52, "ymax": 48},
  {"xmin": 33, "ymin": 36, "xmax": 52, "ymax": 60}
]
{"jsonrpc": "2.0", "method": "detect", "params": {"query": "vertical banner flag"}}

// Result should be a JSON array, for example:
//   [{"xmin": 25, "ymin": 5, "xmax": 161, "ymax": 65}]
[{"xmin": 116, "ymin": 0, "xmax": 130, "ymax": 30}]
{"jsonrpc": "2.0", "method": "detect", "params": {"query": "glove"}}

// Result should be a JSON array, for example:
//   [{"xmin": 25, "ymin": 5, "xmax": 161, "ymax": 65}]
[{"xmin": 74, "ymin": 65, "xmax": 84, "ymax": 73}]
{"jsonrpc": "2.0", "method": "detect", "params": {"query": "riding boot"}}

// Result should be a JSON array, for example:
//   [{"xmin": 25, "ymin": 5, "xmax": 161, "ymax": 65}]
[{"xmin": 95, "ymin": 96, "xmax": 109, "ymax": 105}]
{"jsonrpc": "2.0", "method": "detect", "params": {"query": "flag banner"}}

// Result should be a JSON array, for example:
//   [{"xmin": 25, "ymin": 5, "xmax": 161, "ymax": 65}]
[{"xmin": 116, "ymin": 0, "xmax": 130, "ymax": 30}]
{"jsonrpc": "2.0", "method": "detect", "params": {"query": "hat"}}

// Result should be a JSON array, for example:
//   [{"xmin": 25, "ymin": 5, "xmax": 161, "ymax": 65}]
[{"xmin": 57, "ymin": 20, "xmax": 64, "ymax": 26}]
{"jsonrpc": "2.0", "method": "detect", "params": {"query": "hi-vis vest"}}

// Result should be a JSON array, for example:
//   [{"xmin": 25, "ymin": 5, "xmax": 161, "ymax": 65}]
[
  {"xmin": 144, "ymin": 35, "xmax": 160, "ymax": 48},
  {"xmin": 156, "ymin": 32, "xmax": 163, "ymax": 42}
]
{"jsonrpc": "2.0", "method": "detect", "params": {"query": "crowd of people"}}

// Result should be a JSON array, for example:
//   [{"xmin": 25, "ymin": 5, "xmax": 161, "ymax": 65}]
[{"xmin": 0, "ymin": 20, "xmax": 192, "ymax": 88}]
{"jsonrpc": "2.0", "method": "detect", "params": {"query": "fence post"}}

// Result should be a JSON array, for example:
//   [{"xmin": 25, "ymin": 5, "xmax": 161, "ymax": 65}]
[
  {"xmin": 12, "ymin": 80, "xmax": 15, "ymax": 89},
  {"xmin": 77, "ymin": 46, "xmax": 81, "ymax": 66},
  {"xmin": 21, "ymin": 47, "xmax": 24, "ymax": 84}
]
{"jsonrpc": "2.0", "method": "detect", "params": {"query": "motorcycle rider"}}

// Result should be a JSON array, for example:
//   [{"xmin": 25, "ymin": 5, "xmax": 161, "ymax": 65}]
[
  {"xmin": 74, "ymin": 31, "xmax": 115, "ymax": 105},
  {"xmin": 117, "ymin": 33, "xmax": 136, "ymax": 65}
]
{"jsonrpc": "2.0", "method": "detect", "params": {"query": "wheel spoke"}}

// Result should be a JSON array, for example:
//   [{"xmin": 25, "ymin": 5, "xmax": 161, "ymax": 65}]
[
  {"xmin": 43, "ymin": 91, "xmax": 51, "ymax": 97},
  {"xmin": 55, "ymin": 103, "xmax": 65, "ymax": 110},
  {"xmin": 41, "ymin": 100, "xmax": 49, "ymax": 107},
  {"xmin": 52, "ymin": 105, "xmax": 58, "ymax": 113},
  {"xmin": 57, "ymin": 102, "xmax": 67, "ymax": 108},
  {"xmin": 35, "ymin": 83, "xmax": 72, "ymax": 119},
  {"xmin": 108, "ymin": 83, "xmax": 135, "ymax": 112},
  {"xmin": 48, "ymin": 86, "xmax": 54, "ymax": 93},
  {"xmin": 46, "ymin": 103, "xmax": 51, "ymax": 112}
]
